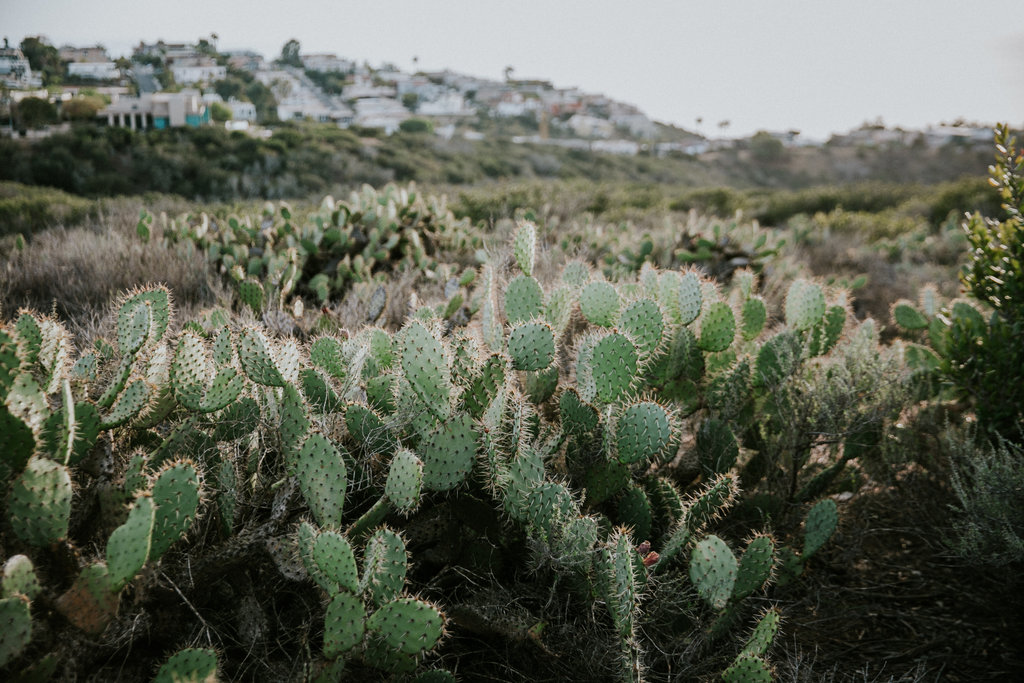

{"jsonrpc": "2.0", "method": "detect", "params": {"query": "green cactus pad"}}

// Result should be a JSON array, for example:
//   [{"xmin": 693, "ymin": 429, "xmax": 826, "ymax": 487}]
[
  {"xmin": 733, "ymin": 534, "xmax": 775, "ymax": 600},
  {"xmin": 698, "ymin": 301, "xmax": 737, "ymax": 353},
  {"xmin": 582, "ymin": 458, "xmax": 631, "ymax": 506},
  {"xmin": 774, "ymin": 545, "xmax": 804, "ymax": 587},
  {"xmin": 8, "ymin": 457, "xmax": 72, "ymax": 546},
  {"xmin": 366, "ymin": 596, "xmax": 446, "ymax": 657},
  {"xmin": 6, "ymin": 371, "xmax": 48, "ymax": 436},
  {"xmin": 677, "ymin": 271, "xmax": 704, "ymax": 325},
  {"xmin": 2, "ymin": 555, "xmax": 40, "ymax": 600},
  {"xmin": 784, "ymin": 279, "xmax": 826, "ymax": 331},
  {"xmin": 689, "ymin": 535, "xmax": 737, "ymax": 611},
  {"xmin": 238, "ymin": 326, "xmax": 286, "ymax": 387},
  {"xmin": 525, "ymin": 365, "xmax": 559, "ymax": 404},
  {"xmin": 615, "ymin": 401, "xmax": 672, "ymax": 465},
  {"xmin": 310, "ymin": 336, "xmax": 347, "ymax": 380},
  {"xmin": 686, "ymin": 474, "xmax": 739, "ymax": 533},
  {"xmin": 742, "ymin": 607, "xmax": 782, "ymax": 657},
  {"xmin": 14, "ymin": 312, "xmax": 42, "ymax": 367},
  {"xmin": 721, "ymin": 653, "xmax": 772, "ymax": 683},
  {"xmin": 421, "ymin": 414, "xmax": 477, "ymax": 491},
  {"xmin": 559, "ymin": 388, "xmax": 599, "ymax": 436},
  {"xmin": 211, "ymin": 397, "xmax": 260, "ymax": 442},
  {"xmin": 891, "ymin": 300, "xmax": 928, "ymax": 330},
  {"xmin": 513, "ymin": 220, "xmax": 537, "ymax": 276},
  {"xmin": 344, "ymin": 402, "xmax": 396, "ymax": 458},
  {"xmin": 505, "ymin": 275, "xmax": 545, "ymax": 324},
  {"xmin": 588, "ymin": 333, "xmax": 638, "ymax": 404},
  {"xmin": 741, "ymin": 297, "xmax": 768, "ymax": 341},
  {"xmin": 362, "ymin": 528, "xmax": 408, "ymax": 608},
  {"xmin": 100, "ymin": 377, "xmax": 151, "ymax": 429},
  {"xmin": 619, "ymin": 298, "xmax": 664, "ymax": 358},
  {"xmin": 385, "ymin": 448, "xmax": 424, "ymax": 515},
  {"xmin": 238, "ymin": 277, "xmax": 265, "ymax": 314},
  {"xmin": 300, "ymin": 368, "xmax": 342, "ymax": 414},
  {"xmin": 754, "ymin": 331, "xmax": 801, "ymax": 388},
  {"xmin": 1, "ymin": 408, "xmax": 36, "ymax": 480},
  {"xmin": 463, "ymin": 353, "xmax": 507, "ymax": 418},
  {"xmin": 544, "ymin": 285, "xmax": 576, "ymax": 336},
  {"xmin": 579, "ymin": 281, "xmax": 620, "ymax": 327},
  {"xmin": 106, "ymin": 494, "xmax": 155, "ymax": 591},
  {"xmin": 525, "ymin": 482, "xmax": 576, "ymax": 539},
  {"xmin": 596, "ymin": 531, "xmax": 638, "ymax": 639},
  {"xmin": 298, "ymin": 522, "xmax": 332, "ymax": 594},
  {"xmin": 400, "ymin": 320, "xmax": 451, "ymax": 421},
  {"xmin": 618, "ymin": 486, "xmax": 653, "ymax": 542},
  {"xmin": 706, "ymin": 360, "xmax": 751, "ymax": 420},
  {"xmin": 172, "ymin": 331, "xmax": 245, "ymax": 413},
  {"xmin": 697, "ymin": 418, "xmax": 739, "ymax": 477},
  {"xmin": 507, "ymin": 321, "xmax": 556, "ymax": 372},
  {"xmin": 555, "ymin": 515, "xmax": 599, "ymax": 570},
  {"xmin": 313, "ymin": 530, "xmax": 359, "ymax": 594},
  {"xmin": 150, "ymin": 460, "xmax": 201, "ymax": 558},
  {"xmin": 295, "ymin": 433, "xmax": 348, "ymax": 529},
  {"xmin": 153, "ymin": 648, "xmax": 219, "ymax": 683},
  {"xmin": 561, "ymin": 260, "xmax": 590, "ymax": 287},
  {"xmin": 504, "ymin": 446, "xmax": 546, "ymax": 520},
  {"xmin": 323, "ymin": 591, "xmax": 366, "ymax": 658},
  {"xmin": 0, "ymin": 595, "xmax": 32, "ymax": 668},
  {"xmin": 803, "ymin": 499, "xmax": 838, "ymax": 559},
  {"xmin": 646, "ymin": 476, "xmax": 686, "ymax": 535}
]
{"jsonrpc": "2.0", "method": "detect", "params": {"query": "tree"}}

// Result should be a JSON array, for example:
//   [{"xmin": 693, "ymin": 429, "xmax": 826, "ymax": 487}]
[
  {"xmin": 401, "ymin": 92, "xmax": 419, "ymax": 113},
  {"xmin": 209, "ymin": 101, "xmax": 232, "ymax": 122},
  {"xmin": 17, "ymin": 97, "xmax": 58, "ymax": 129},
  {"xmin": 399, "ymin": 118, "xmax": 432, "ymax": 134},
  {"xmin": 20, "ymin": 36, "xmax": 63, "ymax": 85},
  {"xmin": 280, "ymin": 39, "xmax": 302, "ymax": 68},
  {"xmin": 749, "ymin": 131, "xmax": 785, "ymax": 164},
  {"xmin": 62, "ymin": 96, "xmax": 105, "ymax": 121}
]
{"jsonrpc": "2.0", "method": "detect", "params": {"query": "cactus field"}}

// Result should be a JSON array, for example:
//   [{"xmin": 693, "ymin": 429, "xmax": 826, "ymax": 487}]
[{"xmin": 1, "ymin": 128, "xmax": 1023, "ymax": 682}]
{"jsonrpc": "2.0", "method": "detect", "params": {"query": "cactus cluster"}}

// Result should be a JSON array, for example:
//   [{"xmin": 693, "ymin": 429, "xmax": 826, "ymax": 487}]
[{"xmin": 0, "ymin": 217, "xmax": 860, "ymax": 682}]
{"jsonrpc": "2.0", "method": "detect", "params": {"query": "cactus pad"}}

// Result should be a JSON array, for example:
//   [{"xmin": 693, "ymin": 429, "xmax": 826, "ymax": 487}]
[
  {"xmin": 618, "ymin": 485, "xmax": 653, "ymax": 542},
  {"xmin": 150, "ymin": 460, "xmax": 201, "ymax": 557},
  {"xmin": 586, "ymin": 333, "xmax": 638, "ymax": 404},
  {"xmin": 579, "ymin": 281, "xmax": 620, "ymax": 327},
  {"xmin": 507, "ymin": 321, "xmax": 556, "ymax": 372},
  {"xmin": 362, "ymin": 528, "xmax": 408, "ymax": 608},
  {"xmin": 2, "ymin": 555, "xmax": 40, "ymax": 600},
  {"xmin": 891, "ymin": 300, "xmax": 928, "ymax": 330},
  {"xmin": 54, "ymin": 563, "xmax": 117, "ymax": 635},
  {"xmin": 366, "ymin": 596, "xmax": 446, "ymax": 657},
  {"xmin": 677, "ymin": 271, "xmax": 703, "ymax": 325},
  {"xmin": 596, "ymin": 531, "xmax": 638, "ymax": 639},
  {"xmin": 106, "ymin": 494, "xmax": 155, "ymax": 591},
  {"xmin": 742, "ymin": 606, "xmax": 781, "ymax": 657},
  {"xmin": 462, "ymin": 353, "xmax": 507, "ymax": 418},
  {"xmin": 619, "ymin": 298, "xmax": 664, "ymax": 358},
  {"xmin": 559, "ymin": 388, "xmax": 599, "ymax": 436},
  {"xmin": 784, "ymin": 279, "xmax": 826, "ymax": 331},
  {"xmin": 313, "ymin": 530, "xmax": 359, "ymax": 594},
  {"xmin": 0, "ymin": 595, "xmax": 32, "ymax": 668},
  {"xmin": 420, "ymin": 414, "xmax": 477, "ymax": 492},
  {"xmin": 698, "ymin": 301, "xmax": 737, "ymax": 353},
  {"xmin": 722, "ymin": 652, "xmax": 773, "ymax": 683},
  {"xmin": 238, "ymin": 326, "xmax": 286, "ymax": 387},
  {"xmin": 689, "ymin": 535, "xmax": 737, "ymax": 611},
  {"xmin": 733, "ymin": 534, "xmax": 775, "ymax": 600},
  {"xmin": 385, "ymin": 448, "xmax": 424, "ymax": 515},
  {"xmin": 295, "ymin": 433, "xmax": 348, "ymax": 529},
  {"xmin": 697, "ymin": 418, "xmax": 739, "ymax": 477},
  {"xmin": 400, "ymin": 320, "xmax": 451, "ymax": 421},
  {"xmin": 505, "ymin": 275, "xmax": 545, "ymax": 324},
  {"xmin": 615, "ymin": 401, "xmax": 672, "ymax": 465},
  {"xmin": 8, "ymin": 457, "xmax": 72, "ymax": 546},
  {"xmin": 512, "ymin": 220, "xmax": 537, "ymax": 276},
  {"xmin": 803, "ymin": 499, "xmax": 838, "ymax": 559},
  {"xmin": 323, "ymin": 591, "xmax": 366, "ymax": 658},
  {"xmin": 741, "ymin": 297, "xmax": 768, "ymax": 341},
  {"xmin": 153, "ymin": 648, "xmax": 219, "ymax": 683}
]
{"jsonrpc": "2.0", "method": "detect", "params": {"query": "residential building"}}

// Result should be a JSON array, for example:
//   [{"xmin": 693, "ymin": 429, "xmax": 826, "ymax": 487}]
[
  {"xmin": 417, "ymin": 91, "xmax": 472, "ymax": 118},
  {"xmin": 99, "ymin": 90, "xmax": 209, "ymax": 129},
  {"xmin": 68, "ymin": 62, "xmax": 120, "ymax": 80},
  {"xmin": 228, "ymin": 99, "xmax": 257, "ymax": 121},
  {"xmin": 353, "ymin": 97, "xmax": 409, "ymax": 134},
  {"xmin": 59, "ymin": 45, "xmax": 109, "ymax": 63},
  {"xmin": 0, "ymin": 47, "xmax": 42, "ymax": 89},
  {"xmin": 566, "ymin": 113, "xmax": 615, "ymax": 138},
  {"xmin": 134, "ymin": 41, "xmax": 198, "ymax": 62},
  {"xmin": 170, "ymin": 58, "xmax": 226, "ymax": 85},
  {"xmin": 225, "ymin": 51, "xmax": 265, "ymax": 72},
  {"xmin": 302, "ymin": 54, "xmax": 354, "ymax": 73}
]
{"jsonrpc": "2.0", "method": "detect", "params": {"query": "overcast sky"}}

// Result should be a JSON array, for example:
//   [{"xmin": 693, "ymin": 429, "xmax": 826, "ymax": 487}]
[{"xmin": 4, "ymin": 0, "xmax": 1023, "ymax": 138}]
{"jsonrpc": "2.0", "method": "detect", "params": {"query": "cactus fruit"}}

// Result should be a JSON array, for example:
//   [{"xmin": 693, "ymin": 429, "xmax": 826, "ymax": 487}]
[
  {"xmin": 420, "ymin": 414, "xmax": 477, "ymax": 492},
  {"xmin": 513, "ymin": 220, "xmax": 537, "ymax": 276},
  {"xmin": 507, "ymin": 321, "xmax": 556, "ymax": 372},
  {"xmin": 733, "ymin": 534, "xmax": 775, "ymax": 600},
  {"xmin": 579, "ymin": 281, "xmax": 620, "ymax": 327},
  {"xmin": 614, "ymin": 401, "xmax": 672, "ymax": 465},
  {"xmin": 366, "ymin": 596, "xmax": 446, "ymax": 657},
  {"xmin": 689, "ymin": 535, "xmax": 737, "ymax": 610},
  {"xmin": 8, "ymin": 457, "xmax": 73, "ymax": 546},
  {"xmin": 323, "ymin": 591, "xmax": 366, "ymax": 658},
  {"xmin": 362, "ymin": 528, "xmax": 408, "ymax": 608},
  {"xmin": 153, "ymin": 648, "xmax": 219, "ymax": 683},
  {"xmin": 385, "ymin": 448, "xmax": 424, "ymax": 515},
  {"xmin": 150, "ymin": 460, "xmax": 201, "ymax": 557},
  {"xmin": 721, "ymin": 652, "xmax": 773, "ymax": 683},
  {"xmin": 2, "ymin": 555, "xmax": 41, "ymax": 600},
  {"xmin": 400, "ymin": 320, "xmax": 452, "ymax": 421},
  {"xmin": 698, "ymin": 301, "xmax": 737, "ymax": 353},
  {"xmin": 106, "ymin": 494, "xmax": 156, "ymax": 591},
  {"xmin": 295, "ymin": 433, "xmax": 348, "ymax": 529},
  {"xmin": 803, "ymin": 499, "xmax": 838, "ymax": 559},
  {"xmin": 313, "ymin": 530, "xmax": 360, "ymax": 594},
  {"xmin": 505, "ymin": 275, "xmax": 545, "ymax": 324},
  {"xmin": 0, "ymin": 594, "xmax": 32, "ymax": 668},
  {"xmin": 784, "ymin": 280, "xmax": 825, "ymax": 331}
]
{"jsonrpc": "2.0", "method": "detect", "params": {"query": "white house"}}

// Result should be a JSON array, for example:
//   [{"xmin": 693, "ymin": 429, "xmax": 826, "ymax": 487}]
[
  {"xmin": 68, "ymin": 62, "xmax": 120, "ymax": 80},
  {"xmin": 566, "ymin": 113, "xmax": 615, "ymax": 138},
  {"xmin": 353, "ymin": 97, "xmax": 409, "ymax": 134},
  {"xmin": 171, "ymin": 58, "xmax": 226, "ymax": 85},
  {"xmin": 302, "ymin": 53, "xmax": 354, "ymax": 73},
  {"xmin": 0, "ymin": 47, "xmax": 42, "ymax": 89},
  {"xmin": 417, "ymin": 91, "xmax": 472, "ymax": 117},
  {"xmin": 229, "ymin": 99, "xmax": 257, "ymax": 121}
]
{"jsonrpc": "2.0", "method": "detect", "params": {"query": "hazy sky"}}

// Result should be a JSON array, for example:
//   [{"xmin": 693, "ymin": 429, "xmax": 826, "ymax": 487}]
[{"xmin": 4, "ymin": 0, "xmax": 1023, "ymax": 138}]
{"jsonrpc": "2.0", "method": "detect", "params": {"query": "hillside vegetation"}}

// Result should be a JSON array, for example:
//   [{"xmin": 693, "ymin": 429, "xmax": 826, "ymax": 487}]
[{"xmin": 0, "ymin": 127, "xmax": 1021, "ymax": 682}]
